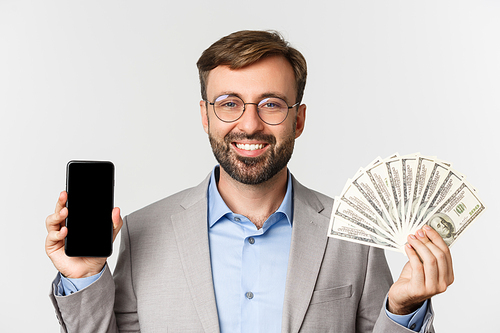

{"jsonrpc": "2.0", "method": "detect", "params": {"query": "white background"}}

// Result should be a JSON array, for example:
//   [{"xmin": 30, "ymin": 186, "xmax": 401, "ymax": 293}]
[{"xmin": 1, "ymin": 0, "xmax": 498, "ymax": 331}]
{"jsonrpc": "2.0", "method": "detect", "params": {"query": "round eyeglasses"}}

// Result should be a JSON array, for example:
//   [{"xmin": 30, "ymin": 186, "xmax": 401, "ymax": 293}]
[{"xmin": 205, "ymin": 94, "xmax": 299, "ymax": 125}]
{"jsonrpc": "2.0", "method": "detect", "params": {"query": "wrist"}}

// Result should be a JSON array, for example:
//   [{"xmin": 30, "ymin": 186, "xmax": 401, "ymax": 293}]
[
  {"xmin": 387, "ymin": 297, "xmax": 425, "ymax": 315},
  {"xmin": 62, "ymin": 263, "xmax": 106, "ymax": 279}
]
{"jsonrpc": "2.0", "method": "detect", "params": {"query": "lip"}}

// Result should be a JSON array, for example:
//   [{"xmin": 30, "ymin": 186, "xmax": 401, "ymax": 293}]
[{"xmin": 232, "ymin": 141, "xmax": 269, "ymax": 157}]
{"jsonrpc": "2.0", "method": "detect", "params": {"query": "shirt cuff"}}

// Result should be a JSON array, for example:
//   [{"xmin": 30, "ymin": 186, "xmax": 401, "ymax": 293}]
[
  {"xmin": 385, "ymin": 299, "xmax": 429, "ymax": 332},
  {"xmin": 56, "ymin": 265, "xmax": 106, "ymax": 296}
]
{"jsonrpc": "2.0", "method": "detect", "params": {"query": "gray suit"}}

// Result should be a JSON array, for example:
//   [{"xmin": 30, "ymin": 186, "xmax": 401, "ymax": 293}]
[{"xmin": 50, "ymin": 174, "xmax": 434, "ymax": 332}]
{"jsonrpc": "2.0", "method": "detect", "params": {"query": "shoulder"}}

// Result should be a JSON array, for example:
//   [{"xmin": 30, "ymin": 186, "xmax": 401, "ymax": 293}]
[{"xmin": 291, "ymin": 175, "xmax": 334, "ymax": 217}]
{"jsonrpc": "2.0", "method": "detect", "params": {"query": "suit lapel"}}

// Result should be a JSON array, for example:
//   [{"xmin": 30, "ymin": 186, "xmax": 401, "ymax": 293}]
[
  {"xmin": 171, "ymin": 176, "xmax": 220, "ymax": 333},
  {"xmin": 281, "ymin": 178, "xmax": 330, "ymax": 333}
]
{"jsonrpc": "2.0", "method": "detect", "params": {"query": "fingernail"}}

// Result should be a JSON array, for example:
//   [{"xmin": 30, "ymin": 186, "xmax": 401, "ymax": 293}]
[
  {"xmin": 423, "ymin": 225, "xmax": 432, "ymax": 231},
  {"xmin": 418, "ymin": 230, "xmax": 425, "ymax": 238},
  {"xmin": 409, "ymin": 234, "xmax": 417, "ymax": 240}
]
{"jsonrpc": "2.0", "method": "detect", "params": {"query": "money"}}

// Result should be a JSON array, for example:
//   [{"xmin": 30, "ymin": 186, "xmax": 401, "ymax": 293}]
[{"xmin": 328, "ymin": 153, "xmax": 486, "ymax": 253}]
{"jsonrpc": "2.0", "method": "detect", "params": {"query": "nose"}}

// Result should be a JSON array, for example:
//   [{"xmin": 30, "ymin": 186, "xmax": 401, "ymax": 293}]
[{"xmin": 236, "ymin": 103, "xmax": 265, "ymax": 135}]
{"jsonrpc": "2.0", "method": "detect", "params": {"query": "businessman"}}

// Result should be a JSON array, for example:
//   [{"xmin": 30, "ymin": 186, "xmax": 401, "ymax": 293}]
[{"xmin": 46, "ymin": 30, "xmax": 453, "ymax": 332}]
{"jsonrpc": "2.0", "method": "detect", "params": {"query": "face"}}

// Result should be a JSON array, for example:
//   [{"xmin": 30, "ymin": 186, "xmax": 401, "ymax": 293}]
[
  {"xmin": 429, "ymin": 216, "xmax": 452, "ymax": 238},
  {"xmin": 200, "ymin": 56, "xmax": 306, "ymax": 185}
]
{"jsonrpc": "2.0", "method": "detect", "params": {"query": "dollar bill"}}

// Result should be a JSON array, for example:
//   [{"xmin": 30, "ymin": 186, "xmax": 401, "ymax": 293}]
[
  {"xmin": 333, "ymin": 196, "xmax": 397, "ymax": 242},
  {"xmin": 364, "ymin": 156, "xmax": 403, "ymax": 235},
  {"xmin": 421, "ymin": 180, "xmax": 486, "ymax": 247},
  {"xmin": 327, "ymin": 153, "xmax": 486, "ymax": 253},
  {"xmin": 401, "ymin": 154, "xmax": 419, "ymax": 233},
  {"xmin": 411, "ymin": 168, "xmax": 464, "ymax": 234},
  {"xmin": 409, "ymin": 161, "xmax": 450, "ymax": 232},
  {"xmin": 328, "ymin": 198, "xmax": 403, "ymax": 252}
]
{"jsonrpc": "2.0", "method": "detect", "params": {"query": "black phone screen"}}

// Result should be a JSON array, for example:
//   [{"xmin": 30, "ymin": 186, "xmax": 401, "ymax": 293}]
[{"xmin": 65, "ymin": 160, "xmax": 114, "ymax": 257}]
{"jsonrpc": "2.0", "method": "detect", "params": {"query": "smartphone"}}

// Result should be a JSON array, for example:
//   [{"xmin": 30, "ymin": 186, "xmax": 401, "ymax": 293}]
[{"xmin": 65, "ymin": 160, "xmax": 114, "ymax": 257}]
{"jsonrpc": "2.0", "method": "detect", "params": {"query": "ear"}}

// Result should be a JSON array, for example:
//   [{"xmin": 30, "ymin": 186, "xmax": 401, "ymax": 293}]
[
  {"xmin": 200, "ymin": 100, "xmax": 209, "ymax": 134},
  {"xmin": 294, "ymin": 104, "xmax": 306, "ymax": 139}
]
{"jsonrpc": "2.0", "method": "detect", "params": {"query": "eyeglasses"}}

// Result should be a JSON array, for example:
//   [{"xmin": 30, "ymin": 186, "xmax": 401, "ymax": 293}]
[{"xmin": 205, "ymin": 94, "xmax": 299, "ymax": 125}]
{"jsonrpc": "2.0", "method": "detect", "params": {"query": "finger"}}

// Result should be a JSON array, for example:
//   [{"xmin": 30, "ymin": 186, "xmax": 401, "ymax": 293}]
[
  {"xmin": 408, "ymin": 233, "xmax": 440, "ymax": 289},
  {"xmin": 46, "ymin": 206, "xmax": 68, "ymax": 232},
  {"xmin": 405, "ymin": 241, "xmax": 425, "ymax": 286},
  {"xmin": 417, "ymin": 227, "xmax": 452, "ymax": 277},
  {"xmin": 45, "ymin": 226, "xmax": 67, "ymax": 249},
  {"xmin": 422, "ymin": 225, "xmax": 451, "ymax": 252},
  {"xmin": 422, "ymin": 225, "xmax": 454, "ymax": 285},
  {"xmin": 412, "ymin": 230, "xmax": 453, "ymax": 293},
  {"xmin": 55, "ymin": 191, "xmax": 67, "ymax": 213},
  {"xmin": 112, "ymin": 207, "xmax": 123, "ymax": 242}
]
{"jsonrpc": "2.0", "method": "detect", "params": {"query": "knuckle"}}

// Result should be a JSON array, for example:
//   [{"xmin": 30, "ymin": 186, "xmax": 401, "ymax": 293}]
[
  {"xmin": 426, "ymin": 256, "xmax": 437, "ymax": 266},
  {"xmin": 449, "ymin": 277, "xmax": 455, "ymax": 286},
  {"xmin": 435, "ymin": 252, "xmax": 446, "ymax": 262},
  {"xmin": 438, "ymin": 282, "xmax": 448, "ymax": 294}
]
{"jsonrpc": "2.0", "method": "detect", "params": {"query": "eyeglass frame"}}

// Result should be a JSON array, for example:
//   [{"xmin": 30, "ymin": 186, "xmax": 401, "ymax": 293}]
[{"xmin": 204, "ymin": 94, "xmax": 300, "ymax": 126}]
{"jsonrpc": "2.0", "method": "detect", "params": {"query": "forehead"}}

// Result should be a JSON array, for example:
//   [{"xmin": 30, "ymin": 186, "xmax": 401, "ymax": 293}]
[{"xmin": 205, "ymin": 56, "xmax": 296, "ymax": 101}]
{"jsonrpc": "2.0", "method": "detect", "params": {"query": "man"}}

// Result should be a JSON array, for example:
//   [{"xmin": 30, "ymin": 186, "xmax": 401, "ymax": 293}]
[{"xmin": 46, "ymin": 30, "xmax": 453, "ymax": 332}]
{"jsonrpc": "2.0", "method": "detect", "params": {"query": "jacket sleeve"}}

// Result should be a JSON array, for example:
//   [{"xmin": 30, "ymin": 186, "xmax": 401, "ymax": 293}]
[
  {"xmin": 49, "ymin": 265, "xmax": 119, "ymax": 333},
  {"xmin": 49, "ymin": 216, "xmax": 139, "ymax": 333},
  {"xmin": 364, "ymin": 247, "xmax": 435, "ymax": 333}
]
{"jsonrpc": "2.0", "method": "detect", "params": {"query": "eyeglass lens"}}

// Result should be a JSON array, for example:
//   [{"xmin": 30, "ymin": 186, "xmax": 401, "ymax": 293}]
[{"xmin": 213, "ymin": 95, "xmax": 289, "ymax": 125}]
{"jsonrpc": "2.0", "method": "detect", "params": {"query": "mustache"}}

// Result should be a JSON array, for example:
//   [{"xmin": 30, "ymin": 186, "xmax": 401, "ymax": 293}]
[{"xmin": 224, "ymin": 132, "xmax": 276, "ymax": 145}]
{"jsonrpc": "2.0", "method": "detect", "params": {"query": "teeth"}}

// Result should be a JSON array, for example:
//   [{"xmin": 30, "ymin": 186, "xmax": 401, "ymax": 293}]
[{"xmin": 236, "ymin": 143, "xmax": 264, "ymax": 151}]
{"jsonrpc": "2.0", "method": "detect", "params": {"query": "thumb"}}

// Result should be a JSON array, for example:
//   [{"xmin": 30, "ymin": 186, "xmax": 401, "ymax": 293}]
[{"xmin": 112, "ymin": 207, "xmax": 123, "ymax": 242}]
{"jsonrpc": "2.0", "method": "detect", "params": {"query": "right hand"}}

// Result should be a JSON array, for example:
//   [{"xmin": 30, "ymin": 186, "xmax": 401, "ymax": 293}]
[{"xmin": 45, "ymin": 191, "xmax": 123, "ymax": 279}]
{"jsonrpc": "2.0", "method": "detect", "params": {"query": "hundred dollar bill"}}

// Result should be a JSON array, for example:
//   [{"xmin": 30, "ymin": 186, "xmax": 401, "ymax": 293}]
[
  {"xmin": 421, "ymin": 180, "xmax": 486, "ymax": 247},
  {"xmin": 333, "ymin": 196, "xmax": 398, "ymax": 243},
  {"xmin": 386, "ymin": 157, "xmax": 404, "ymax": 231},
  {"xmin": 411, "ymin": 168, "xmax": 465, "ymax": 234},
  {"xmin": 409, "ymin": 161, "xmax": 450, "ymax": 232},
  {"xmin": 407, "ymin": 155, "xmax": 436, "ymax": 228},
  {"xmin": 365, "ymin": 156, "xmax": 402, "ymax": 236},
  {"xmin": 329, "ymin": 153, "xmax": 486, "ymax": 252},
  {"xmin": 328, "ymin": 198, "xmax": 403, "ymax": 252},
  {"xmin": 401, "ymin": 154, "xmax": 419, "ymax": 232},
  {"xmin": 340, "ymin": 175, "xmax": 397, "ymax": 237}
]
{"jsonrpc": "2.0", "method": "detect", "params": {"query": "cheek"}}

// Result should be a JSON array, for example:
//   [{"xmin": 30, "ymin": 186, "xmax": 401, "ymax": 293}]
[
  {"xmin": 208, "ymin": 119, "xmax": 234, "ymax": 139},
  {"xmin": 275, "ymin": 122, "xmax": 297, "ymax": 141}
]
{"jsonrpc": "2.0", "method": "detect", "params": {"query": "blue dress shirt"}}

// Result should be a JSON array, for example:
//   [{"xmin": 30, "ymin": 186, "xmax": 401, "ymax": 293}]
[
  {"xmin": 57, "ymin": 166, "xmax": 428, "ymax": 332},
  {"xmin": 207, "ymin": 168, "xmax": 293, "ymax": 332}
]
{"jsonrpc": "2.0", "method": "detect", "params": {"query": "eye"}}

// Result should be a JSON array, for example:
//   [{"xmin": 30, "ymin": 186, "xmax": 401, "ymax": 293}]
[
  {"xmin": 259, "ymin": 98, "xmax": 286, "ymax": 110},
  {"xmin": 263, "ymin": 102, "xmax": 278, "ymax": 108},
  {"xmin": 215, "ymin": 95, "xmax": 243, "ymax": 109},
  {"xmin": 222, "ymin": 101, "xmax": 238, "ymax": 108}
]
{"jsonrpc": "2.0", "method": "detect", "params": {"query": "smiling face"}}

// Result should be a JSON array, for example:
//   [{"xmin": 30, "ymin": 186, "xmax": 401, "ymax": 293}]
[{"xmin": 201, "ymin": 55, "xmax": 306, "ymax": 185}]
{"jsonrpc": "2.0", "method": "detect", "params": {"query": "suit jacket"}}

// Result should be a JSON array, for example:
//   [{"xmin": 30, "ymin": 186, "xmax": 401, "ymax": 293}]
[{"xmin": 50, "ymin": 174, "xmax": 434, "ymax": 332}]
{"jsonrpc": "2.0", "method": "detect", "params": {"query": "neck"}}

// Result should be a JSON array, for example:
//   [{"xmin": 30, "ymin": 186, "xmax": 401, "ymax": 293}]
[{"xmin": 216, "ymin": 167, "xmax": 288, "ymax": 229}]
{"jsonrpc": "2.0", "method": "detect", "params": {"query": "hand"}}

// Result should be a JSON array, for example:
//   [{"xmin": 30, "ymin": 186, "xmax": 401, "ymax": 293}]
[
  {"xmin": 387, "ymin": 225, "xmax": 454, "ymax": 315},
  {"xmin": 45, "ymin": 191, "xmax": 123, "ymax": 279}
]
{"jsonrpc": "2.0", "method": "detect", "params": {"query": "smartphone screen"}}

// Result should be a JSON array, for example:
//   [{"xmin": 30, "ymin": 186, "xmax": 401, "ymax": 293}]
[{"xmin": 65, "ymin": 160, "xmax": 114, "ymax": 257}]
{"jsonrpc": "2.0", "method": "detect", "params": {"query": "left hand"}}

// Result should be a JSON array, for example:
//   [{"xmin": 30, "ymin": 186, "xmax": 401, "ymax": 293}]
[{"xmin": 388, "ymin": 225, "xmax": 454, "ymax": 315}]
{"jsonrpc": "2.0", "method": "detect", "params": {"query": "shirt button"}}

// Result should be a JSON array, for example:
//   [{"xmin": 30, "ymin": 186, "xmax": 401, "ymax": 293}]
[
  {"xmin": 248, "ymin": 237, "xmax": 255, "ymax": 244},
  {"xmin": 410, "ymin": 323, "xmax": 416, "ymax": 330},
  {"xmin": 234, "ymin": 217, "xmax": 241, "ymax": 222},
  {"xmin": 245, "ymin": 292, "xmax": 254, "ymax": 299}
]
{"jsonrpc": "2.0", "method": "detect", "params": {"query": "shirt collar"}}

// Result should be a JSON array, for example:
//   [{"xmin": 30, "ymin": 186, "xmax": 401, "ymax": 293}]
[{"xmin": 207, "ymin": 166, "xmax": 293, "ymax": 228}]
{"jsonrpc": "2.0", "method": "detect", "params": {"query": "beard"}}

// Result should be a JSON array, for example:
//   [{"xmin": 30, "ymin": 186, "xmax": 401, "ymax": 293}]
[{"xmin": 209, "ymin": 130, "xmax": 295, "ymax": 185}]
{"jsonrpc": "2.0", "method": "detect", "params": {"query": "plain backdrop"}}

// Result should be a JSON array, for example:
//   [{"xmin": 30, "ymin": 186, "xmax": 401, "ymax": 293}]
[{"xmin": 1, "ymin": 0, "xmax": 498, "ymax": 332}]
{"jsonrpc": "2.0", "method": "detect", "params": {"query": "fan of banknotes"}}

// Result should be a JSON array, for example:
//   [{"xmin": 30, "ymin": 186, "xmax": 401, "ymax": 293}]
[{"xmin": 327, "ymin": 153, "xmax": 486, "ymax": 253}]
